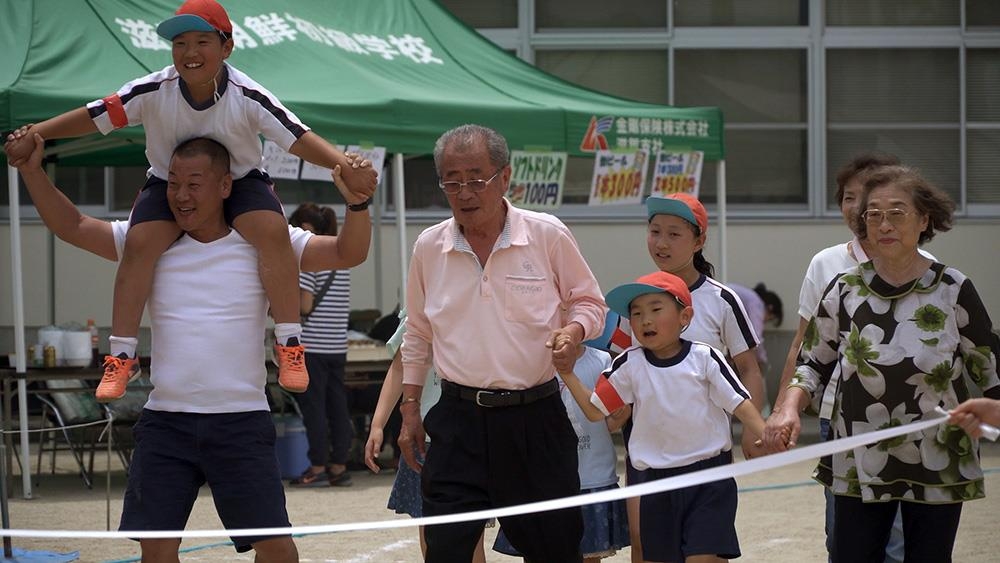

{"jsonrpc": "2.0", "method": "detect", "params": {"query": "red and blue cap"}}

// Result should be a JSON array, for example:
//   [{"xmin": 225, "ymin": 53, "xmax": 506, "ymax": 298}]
[
  {"xmin": 157, "ymin": 0, "xmax": 233, "ymax": 40},
  {"xmin": 605, "ymin": 271, "xmax": 693, "ymax": 318}
]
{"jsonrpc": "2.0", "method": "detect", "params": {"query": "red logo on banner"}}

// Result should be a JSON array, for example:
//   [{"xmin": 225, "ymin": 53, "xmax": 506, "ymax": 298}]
[{"xmin": 579, "ymin": 115, "xmax": 613, "ymax": 152}]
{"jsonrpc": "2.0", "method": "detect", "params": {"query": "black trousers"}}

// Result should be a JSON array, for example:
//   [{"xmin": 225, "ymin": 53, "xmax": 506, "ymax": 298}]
[
  {"xmin": 832, "ymin": 495, "xmax": 963, "ymax": 563},
  {"xmin": 421, "ymin": 390, "xmax": 583, "ymax": 563},
  {"xmin": 296, "ymin": 352, "xmax": 353, "ymax": 466}
]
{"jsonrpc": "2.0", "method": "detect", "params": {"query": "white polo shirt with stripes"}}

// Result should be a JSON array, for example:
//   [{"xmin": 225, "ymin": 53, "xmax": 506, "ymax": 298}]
[
  {"xmin": 87, "ymin": 63, "xmax": 307, "ymax": 180},
  {"xmin": 592, "ymin": 340, "xmax": 750, "ymax": 470}
]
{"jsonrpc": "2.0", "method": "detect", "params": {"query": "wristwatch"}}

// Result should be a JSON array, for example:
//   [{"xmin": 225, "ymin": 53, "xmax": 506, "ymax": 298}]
[{"xmin": 346, "ymin": 197, "xmax": 372, "ymax": 212}]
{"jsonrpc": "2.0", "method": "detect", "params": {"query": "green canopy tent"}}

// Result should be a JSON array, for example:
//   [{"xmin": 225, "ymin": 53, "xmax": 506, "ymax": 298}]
[{"xmin": 3, "ymin": 0, "xmax": 725, "ymax": 498}]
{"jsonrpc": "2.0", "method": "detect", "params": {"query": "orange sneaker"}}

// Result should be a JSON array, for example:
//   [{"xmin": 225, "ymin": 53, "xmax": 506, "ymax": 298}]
[
  {"xmin": 275, "ymin": 338, "xmax": 309, "ymax": 392},
  {"xmin": 96, "ymin": 354, "xmax": 141, "ymax": 403}
]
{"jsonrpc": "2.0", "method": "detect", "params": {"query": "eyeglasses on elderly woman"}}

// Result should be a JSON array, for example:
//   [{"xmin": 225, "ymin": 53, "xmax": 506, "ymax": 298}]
[
  {"xmin": 438, "ymin": 167, "xmax": 504, "ymax": 194},
  {"xmin": 862, "ymin": 208, "xmax": 913, "ymax": 226}
]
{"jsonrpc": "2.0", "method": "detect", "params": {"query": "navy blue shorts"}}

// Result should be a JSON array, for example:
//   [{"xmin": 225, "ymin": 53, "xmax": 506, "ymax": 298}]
[
  {"xmin": 129, "ymin": 170, "xmax": 283, "ymax": 227},
  {"xmin": 120, "ymin": 409, "xmax": 291, "ymax": 553},
  {"xmin": 631, "ymin": 451, "xmax": 740, "ymax": 562}
]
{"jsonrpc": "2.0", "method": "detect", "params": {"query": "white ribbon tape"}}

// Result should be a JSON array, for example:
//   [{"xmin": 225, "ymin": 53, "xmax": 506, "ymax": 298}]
[{"xmin": 0, "ymin": 411, "xmax": 968, "ymax": 540}]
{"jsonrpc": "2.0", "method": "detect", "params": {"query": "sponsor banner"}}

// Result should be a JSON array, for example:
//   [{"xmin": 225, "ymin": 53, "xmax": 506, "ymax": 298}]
[
  {"xmin": 650, "ymin": 151, "xmax": 704, "ymax": 198},
  {"xmin": 506, "ymin": 150, "xmax": 567, "ymax": 210},
  {"xmin": 588, "ymin": 149, "xmax": 649, "ymax": 206}
]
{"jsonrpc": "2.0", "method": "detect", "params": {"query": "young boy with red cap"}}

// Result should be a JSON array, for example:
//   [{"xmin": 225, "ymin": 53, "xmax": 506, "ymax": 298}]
[
  {"xmin": 558, "ymin": 271, "xmax": 767, "ymax": 563},
  {"xmin": 4, "ymin": 0, "xmax": 376, "ymax": 402}
]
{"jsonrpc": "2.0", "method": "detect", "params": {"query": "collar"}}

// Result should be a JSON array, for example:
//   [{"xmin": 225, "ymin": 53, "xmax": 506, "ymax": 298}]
[
  {"xmin": 858, "ymin": 260, "xmax": 945, "ymax": 300},
  {"xmin": 849, "ymin": 236, "xmax": 871, "ymax": 264},
  {"xmin": 179, "ymin": 63, "xmax": 230, "ymax": 110},
  {"xmin": 445, "ymin": 198, "xmax": 523, "ymax": 254}
]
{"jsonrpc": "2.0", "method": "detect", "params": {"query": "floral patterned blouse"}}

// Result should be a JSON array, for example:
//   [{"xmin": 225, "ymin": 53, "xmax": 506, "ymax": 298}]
[{"xmin": 790, "ymin": 261, "xmax": 1000, "ymax": 504}]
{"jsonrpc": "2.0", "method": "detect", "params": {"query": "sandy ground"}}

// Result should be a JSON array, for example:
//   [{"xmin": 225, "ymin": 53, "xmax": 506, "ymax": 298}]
[{"xmin": 2, "ymin": 432, "xmax": 999, "ymax": 562}]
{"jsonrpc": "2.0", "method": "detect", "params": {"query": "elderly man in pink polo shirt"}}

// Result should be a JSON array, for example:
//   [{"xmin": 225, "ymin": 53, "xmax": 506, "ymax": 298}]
[{"xmin": 397, "ymin": 124, "xmax": 607, "ymax": 563}]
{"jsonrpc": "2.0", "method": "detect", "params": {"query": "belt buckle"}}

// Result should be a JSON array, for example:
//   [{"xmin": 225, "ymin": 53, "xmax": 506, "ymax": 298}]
[{"xmin": 475, "ymin": 390, "xmax": 496, "ymax": 407}]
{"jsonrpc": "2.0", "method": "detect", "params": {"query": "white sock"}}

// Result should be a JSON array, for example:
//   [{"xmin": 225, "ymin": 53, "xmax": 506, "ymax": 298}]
[
  {"xmin": 108, "ymin": 336, "xmax": 139, "ymax": 358},
  {"xmin": 274, "ymin": 323, "xmax": 302, "ymax": 346}
]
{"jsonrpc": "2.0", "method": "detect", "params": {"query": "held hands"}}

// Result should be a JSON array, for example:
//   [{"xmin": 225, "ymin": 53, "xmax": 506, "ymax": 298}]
[
  {"xmin": 337, "ymin": 151, "xmax": 378, "ymax": 200},
  {"xmin": 4, "ymin": 125, "xmax": 39, "ymax": 168},
  {"xmin": 4, "ymin": 131, "xmax": 45, "ymax": 172},
  {"xmin": 546, "ymin": 329, "xmax": 578, "ymax": 374},
  {"xmin": 761, "ymin": 407, "xmax": 799, "ymax": 453}
]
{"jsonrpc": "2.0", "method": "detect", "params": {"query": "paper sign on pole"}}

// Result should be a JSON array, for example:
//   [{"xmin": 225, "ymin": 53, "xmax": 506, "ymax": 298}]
[
  {"xmin": 300, "ymin": 145, "xmax": 386, "ymax": 183},
  {"xmin": 588, "ymin": 149, "xmax": 649, "ymax": 206},
  {"xmin": 262, "ymin": 141, "xmax": 302, "ymax": 180},
  {"xmin": 650, "ymin": 151, "xmax": 703, "ymax": 198},
  {"xmin": 506, "ymin": 151, "xmax": 566, "ymax": 210}
]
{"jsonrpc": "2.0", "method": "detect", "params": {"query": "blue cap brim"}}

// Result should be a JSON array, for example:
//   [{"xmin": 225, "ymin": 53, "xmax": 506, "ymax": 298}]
[
  {"xmin": 606, "ymin": 283, "xmax": 667, "ymax": 318},
  {"xmin": 583, "ymin": 311, "xmax": 621, "ymax": 351},
  {"xmin": 157, "ymin": 14, "xmax": 218, "ymax": 40},
  {"xmin": 646, "ymin": 197, "xmax": 698, "ymax": 227}
]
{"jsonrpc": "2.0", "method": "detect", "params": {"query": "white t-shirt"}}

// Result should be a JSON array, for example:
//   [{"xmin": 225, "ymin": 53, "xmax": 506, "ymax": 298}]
[
  {"xmin": 89, "ymin": 63, "xmax": 307, "ymax": 180},
  {"xmin": 591, "ymin": 341, "xmax": 750, "ymax": 469},
  {"xmin": 562, "ymin": 347, "xmax": 617, "ymax": 489},
  {"xmin": 111, "ymin": 221, "xmax": 313, "ymax": 413}
]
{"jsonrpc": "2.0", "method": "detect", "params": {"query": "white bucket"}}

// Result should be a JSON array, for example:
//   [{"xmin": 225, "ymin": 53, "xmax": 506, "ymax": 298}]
[{"xmin": 62, "ymin": 331, "xmax": 92, "ymax": 367}]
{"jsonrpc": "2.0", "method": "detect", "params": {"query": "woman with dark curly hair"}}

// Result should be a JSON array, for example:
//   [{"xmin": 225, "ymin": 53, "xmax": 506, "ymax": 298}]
[{"xmin": 765, "ymin": 166, "xmax": 1000, "ymax": 562}]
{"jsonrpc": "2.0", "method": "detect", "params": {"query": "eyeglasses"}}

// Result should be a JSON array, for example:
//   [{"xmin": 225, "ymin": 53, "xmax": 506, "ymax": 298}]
[
  {"xmin": 862, "ymin": 208, "xmax": 912, "ymax": 226},
  {"xmin": 438, "ymin": 168, "xmax": 504, "ymax": 195}
]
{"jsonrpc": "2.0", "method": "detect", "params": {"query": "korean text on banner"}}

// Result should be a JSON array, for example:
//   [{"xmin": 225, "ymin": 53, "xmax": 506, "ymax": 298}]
[
  {"xmin": 588, "ymin": 148, "xmax": 649, "ymax": 206},
  {"xmin": 650, "ymin": 151, "xmax": 704, "ymax": 198},
  {"xmin": 262, "ymin": 141, "xmax": 302, "ymax": 180},
  {"xmin": 506, "ymin": 151, "xmax": 567, "ymax": 210}
]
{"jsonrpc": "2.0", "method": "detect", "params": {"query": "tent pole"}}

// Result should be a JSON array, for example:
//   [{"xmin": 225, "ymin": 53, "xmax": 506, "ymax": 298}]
[
  {"xmin": 393, "ymin": 153, "xmax": 407, "ymax": 308},
  {"xmin": 6, "ymin": 165, "xmax": 32, "ymax": 500},
  {"xmin": 372, "ymin": 173, "xmax": 384, "ymax": 313},
  {"xmin": 717, "ymin": 160, "xmax": 727, "ymax": 283}
]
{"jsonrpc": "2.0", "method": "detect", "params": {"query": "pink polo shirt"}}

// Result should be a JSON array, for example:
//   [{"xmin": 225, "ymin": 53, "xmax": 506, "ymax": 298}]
[{"xmin": 402, "ymin": 202, "xmax": 607, "ymax": 390}]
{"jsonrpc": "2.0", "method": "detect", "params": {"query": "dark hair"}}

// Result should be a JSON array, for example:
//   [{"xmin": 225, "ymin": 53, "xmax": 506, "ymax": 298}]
[
  {"xmin": 834, "ymin": 152, "xmax": 901, "ymax": 205},
  {"xmin": 433, "ymin": 124, "xmax": 510, "ymax": 173},
  {"xmin": 289, "ymin": 202, "xmax": 339, "ymax": 236},
  {"xmin": 172, "ymin": 137, "xmax": 230, "ymax": 174},
  {"xmin": 855, "ymin": 165, "xmax": 954, "ymax": 245},
  {"xmin": 753, "ymin": 282, "xmax": 783, "ymax": 326},
  {"xmin": 648, "ymin": 214, "xmax": 715, "ymax": 278}
]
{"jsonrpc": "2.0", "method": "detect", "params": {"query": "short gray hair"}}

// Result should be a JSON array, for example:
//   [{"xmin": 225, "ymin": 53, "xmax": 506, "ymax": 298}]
[{"xmin": 433, "ymin": 124, "xmax": 509, "ymax": 174}]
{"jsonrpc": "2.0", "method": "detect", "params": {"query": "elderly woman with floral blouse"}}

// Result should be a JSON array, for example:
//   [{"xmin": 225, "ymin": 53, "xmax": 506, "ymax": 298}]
[{"xmin": 764, "ymin": 165, "xmax": 1000, "ymax": 563}]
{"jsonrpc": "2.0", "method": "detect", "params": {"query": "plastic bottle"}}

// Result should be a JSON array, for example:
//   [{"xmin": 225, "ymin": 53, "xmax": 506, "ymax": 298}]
[{"xmin": 87, "ymin": 319, "xmax": 100, "ymax": 368}]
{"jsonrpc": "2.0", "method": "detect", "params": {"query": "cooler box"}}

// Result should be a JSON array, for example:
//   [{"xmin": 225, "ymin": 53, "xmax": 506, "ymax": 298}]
[{"xmin": 273, "ymin": 413, "xmax": 310, "ymax": 479}]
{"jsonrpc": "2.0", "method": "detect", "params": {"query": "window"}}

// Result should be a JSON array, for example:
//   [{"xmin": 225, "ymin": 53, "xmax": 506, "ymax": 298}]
[
  {"xmin": 967, "ymin": 0, "xmax": 1000, "ymax": 28},
  {"xmin": 534, "ymin": 50, "xmax": 669, "ymax": 105},
  {"xmin": 967, "ymin": 49, "xmax": 1000, "ymax": 204},
  {"xmin": 675, "ymin": 49, "xmax": 807, "ymax": 204},
  {"xmin": 826, "ymin": 49, "xmax": 961, "ymax": 205},
  {"xmin": 535, "ymin": 0, "xmax": 667, "ymax": 29},
  {"xmin": 438, "ymin": 0, "xmax": 518, "ymax": 29},
  {"xmin": 826, "ymin": 0, "xmax": 959, "ymax": 26},
  {"xmin": 674, "ymin": 0, "xmax": 807, "ymax": 27}
]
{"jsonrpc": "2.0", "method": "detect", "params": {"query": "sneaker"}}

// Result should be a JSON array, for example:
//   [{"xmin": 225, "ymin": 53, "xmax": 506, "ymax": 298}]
[
  {"xmin": 274, "ymin": 337, "xmax": 309, "ymax": 393},
  {"xmin": 95, "ymin": 353, "xmax": 141, "ymax": 403},
  {"xmin": 328, "ymin": 469, "xmax": 353, "ymax": 487},
  {"xmin": 289, "ymin": 468, "xmax": 329, "ymax": 488}
]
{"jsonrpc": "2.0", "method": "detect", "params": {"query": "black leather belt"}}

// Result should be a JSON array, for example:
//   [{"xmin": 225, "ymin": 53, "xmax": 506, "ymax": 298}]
[{"xmin": 440, "ymin": 378, "xmax": 559, "ymax": 408}]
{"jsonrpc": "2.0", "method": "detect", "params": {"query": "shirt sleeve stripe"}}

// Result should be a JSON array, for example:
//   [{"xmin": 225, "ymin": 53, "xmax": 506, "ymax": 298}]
[
  {"xmin": 718, "ymin": 282, "xmax": 760, "ymax": 349},
  {"xmin": 239, "ymin": 85, "xmax": 308, "ymax": 139},
  {"xmin": 708, "ymin": 346, "xmax": 750, "ymax": 400},
  {"xmin": 593, "ymin": 375, "xmax": 624, "ymax": 416}
]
